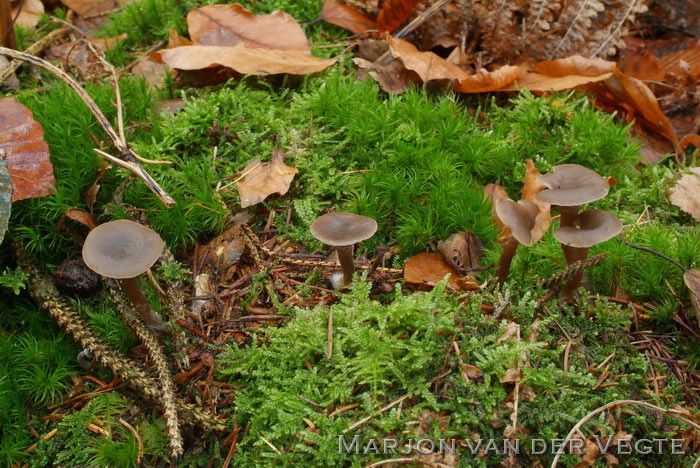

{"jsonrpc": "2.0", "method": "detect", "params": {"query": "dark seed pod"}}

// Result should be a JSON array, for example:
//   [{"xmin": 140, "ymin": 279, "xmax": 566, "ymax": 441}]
[{"xmin": 54, "ymin": 258, "xmax": 101, "ymax": 296}]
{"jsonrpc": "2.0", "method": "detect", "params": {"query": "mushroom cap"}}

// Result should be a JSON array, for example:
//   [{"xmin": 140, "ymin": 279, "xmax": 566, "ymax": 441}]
[
  {"xmin": 82, "ymin": 220, "xmax": 164, "ymax": 279},
  {"xmin": 494, "ymin": 199, "xmax": 539, "ymax": 246},
  {"xmin": 554, "ymin": 209, "xmax": 622, "ymax": 248},
  {"xmin": 536, "ymin": 164, "xmax": 609, "ymax": 206},
  {"xmin": 310, "ymin": 212, "xmax": 378, "ymax": 246}
]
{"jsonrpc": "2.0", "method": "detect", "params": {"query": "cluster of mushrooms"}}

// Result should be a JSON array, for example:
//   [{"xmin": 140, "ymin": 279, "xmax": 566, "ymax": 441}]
[{"xmin": 493, "ymin": 163, "xmax": 622, "ymax": 302}]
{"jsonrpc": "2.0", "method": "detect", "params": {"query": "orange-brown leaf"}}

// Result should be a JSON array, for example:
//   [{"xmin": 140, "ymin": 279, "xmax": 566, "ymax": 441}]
[
  {"xmin": 153, "ymin": 45, "xmax": 337, "ymax": 76},
  {"xmin": 235, "ymin": 148, "xmax": 298, "ymax": 208},
  {"xmin": 454, "ymin": 65, "xmax": 524, "ymax": 93},
  {"xmin": 683, "ymin": 269, "xmax": 700, "ymax": 327},
  {"xmin": 521, "ymin": 159, "xmax": 550, "ymax": 243},
  {"xmin": 484, "ymin": 183, "xmax": 512, "ymax": 242},
  {"xmin": 668, "ymin": 167, "xmax": 700, "ymax": 221},
  {"xmin": 680, "ymin": 134, "xmax": 700, "ymax": 150},
  {"xmin": 509, "ymin": 71, "xmax": 612, "ymax": 92},
  {"xmin": 63, "ymin": 209, "xmax": 97, "ymax": 230},
  {"xmin": 12, "ymin": 0, "xmax": 44, "ymax": 28},
  {"xmin": 321, "ymin": 0, "xmax": 377, "ymax": 35},
  {"xmin": 376, "ymin": 0, "xmax": 422, "ymax": 33},
  {"xmin": 604, "ymin": 69, "xmax": 680, "ymax": 151},
  {"xmin": 59, "ymin": 0, "xmax": 126, "ymax": 17},
  {"xmin": 0, "ymin": 97, "xmax": 55, "ymax": 202},
  {"xmin": 388, "ymin": 36, "xmax": 469, "ymax": 82},
  {"xmin": 187, "ymin": 4, "xmax": 310, "ymax": 50},
  {"xmin": 404, "ymin": 252, "xmax": 474, "ymax": 290},
  {"xmin": 533, "ymin": 55, "xmax": 615, "ymax": 77}
]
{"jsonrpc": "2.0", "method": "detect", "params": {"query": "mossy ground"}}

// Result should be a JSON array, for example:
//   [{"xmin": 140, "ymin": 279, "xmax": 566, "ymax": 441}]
[{"xmin": 1, "ymin": 0, "xmax": 699, "ymax": 466}]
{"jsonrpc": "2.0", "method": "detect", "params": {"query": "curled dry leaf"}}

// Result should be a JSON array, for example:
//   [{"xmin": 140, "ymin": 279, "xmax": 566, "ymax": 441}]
[
  {"xmin": 680, "ymin": 134, "xmax": 700, "ymax": 151},
  {"xmin": 507, "ymin": 72, "xmax": 612, "ymax": 92},
  {"xmin": 235, "ymin": 147, "xmax": 298, "ymax": 208},
  {"xmin": 403, "ymin": 252, "xmax": 478, "ymax": 291},
  {"xmin": 376, "ymin": 0, "xmax": 422, "ymax": 33},
  {"xmin": 533, "ymin": 55, "xmax": 615, "ymax": 77},
  {"xmin": 438, "ymin": 231, "xmax": 482, "ymax": 272},
  {"xmin": 12, "ymin": 0, "xmax": 44, "ymax": 28},
  {"xmin": 321, "ymin": 0, "xmax": 377, "ymax": 35},
  {"xmin": 0, "ymin": 97, "xmax": 55, "ymax": 202},
  {"xmin": 500, "ymin": 368, "xmax": 522, "ymax": 384},
  {"xmin": 484, "ymin": 183, "xmax": 511, "ymax": 242},
  {"xmin": 668, "ymin": 167, "xmax": 700, "ymax": 221},
  {"xmin": 187, "ymin": 4, "xmax": 310, "ymax": 50},
  {"xmin": 521, "ymin": 159, "xmax": 550, "ymax": 243},
  {"xmin": 154, "ymin": 45, "xmax": 338, "ymax": 76},
  {"xmin": 388, "ymin": 36, "xmax": 469, "ymax": 82},
  {"xmin": 154, "ymin": 4, "xmax": 337, "ymax": 78},
  {"xmin": 60, "ymin": 0, "xmax": 128, "ymax": 18},
  {"xmin": 454, "ymin": 65, "xmax": 524, "ymax": 93},
  {"xmin": 353, "ymin": 57, "xmax": 420, "ymax": 94}
]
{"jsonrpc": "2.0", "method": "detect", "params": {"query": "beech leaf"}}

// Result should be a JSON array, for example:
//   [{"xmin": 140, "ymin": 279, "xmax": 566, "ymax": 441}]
[
  {"xmin": 376, "ymin": 0, "xmax": 422, "ymax": 33},
  {"xmin": 454, "ymin": 65, "xmax": 524, "ymax": 93},
  {"xmin": 683, "ymin": 269, "xmax": 700, "ymax": 327},
  {"xmin": 388, "ymin": 36, "xmax": 469, "ymax": 82},
  {"xmin": 668, "ymin": 167, "xmax": 700, "ymax": 221},
  {"xmin": 403, "ymin": 252, "xmax": 478, "ymax": 291},
  {"xmin": 235, "ymin": 148, "xmax": 298, "ymax": 208},
  {"xmin": 521, "ymin": 159, "xmax": 550, "ymax": 243},
  {"xmin": 507, "ymin": 71, "xmax": 612, "ymax": 92},
  {"xmin": 0, "ymin": 97, "xmax": 55, "ymax": 202},
  {"xmin": 187, "ymin": 4, "xmax": 310, "ymax": 50},
  {"xmin": 321, "ymin": 0, "xmax": 377, "ymax": 35},
  {"xmin": 12, "ymin": 0, "xmax": 44, "ymax": 28},
  {"xmin": 533, "ymin": 55, "xmax": 615, "ymax": 77}
]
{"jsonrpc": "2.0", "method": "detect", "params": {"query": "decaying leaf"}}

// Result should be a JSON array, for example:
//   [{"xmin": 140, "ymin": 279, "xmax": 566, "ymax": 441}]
[
  {"xmin": 235, "ymin": 147, "xmax": 298, "ymax": 208},
  {"xmin": 500, "ymin": 368, "xmax": 522, "ymax": 384},
  {"xmin": 497, "ymin": 321, "xmax": 520, "ymax": 344},
  {"xmin": 533, "ymin": 55, "xmax": 615, "ymax": 77},
  {"xmin": 321, "ymin": 0, "xmax": 377, "ymax": 35},
  {"xmin": 45, "ymin": 35, "xmax": 127, "ymax": 75},
  {"xmin": 438, "ymin": 231, "xmax": 482, "ymax": 272},
  {"xmin": 376, "ymin": 0, "xmax": 421, "ymax": 32},
  {"xmin": 0, "ymin": 160, "xmax": 11, "ymax": 245},
  {"xmin": 669, "ymin": 167, "xmax": 700, "ymax": 221},
  {"xmin": 572, "ymin": 438, "xmax": 600, "ymax": 468},
  {"xmin": 0, "ymin": 97, "xmax": 55, "ymax": 202},
  {"xmin": 60, "ymin": 0, "xmax": 129, "ymax": 17},
  {"xmin": 507, "ymin": 71, "xmax": 612, "ymax": 92},
  {"xmin": 154, "ymin": 46, "xmax": 337, "ymax": 76},
  {"xmin": 403, "ymin": 252, "xmax": 478, "ymax": 290},
  {"xmin": 154, "ymin": 4, "xmax": 337, "ymax": 79},
  {"xmin": 683, "ymin": 269, "xmax": 700, "ymax": 326},
  {"xmin": 388, "ymin": 36, "xmax": 469, "ymax": 82},
  {"xmin": 454, "ymin": 65, "xmax": 524, "ymax": 93},
  {"xmin": 12, "ymin": 0, "xmax": 44, "ymax": 28},
  {"xmin": 484, "ymin": 183, "xmax": 512, "ymax": 243},
  {"xmin": 187, "ymin": 4, "xmax": 310, "ymax": 50},
  {"xmin": 353, "ymin": 57, "xmax": 421, "ymax": 94},
  {"xmin": 203, "ymin": 214, "xmax": 250, "ymax": 282},
  {"xmin": 521, "ymin": 159, "xmax": 550, "ymax": 243}
]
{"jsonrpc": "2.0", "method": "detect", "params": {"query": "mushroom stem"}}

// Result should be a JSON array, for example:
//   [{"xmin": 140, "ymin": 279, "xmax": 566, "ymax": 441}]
[
  {"xmin": 560, "ymin": 247, "xmax": 590, "ymax": 303},
  {"xmin": 120, "ymin": 277, "xmax": 166, "ymax": 330},
  {"xmin": 559, "ymin": 205, "xmax": 582, "ymax": 264},
  {"xmin": 496, "ymin": 237, "xmax": 520, "ymax": 285},
  {"xmin": 336, "ymin": 244, "xmax": 355, "ymax": 287}
]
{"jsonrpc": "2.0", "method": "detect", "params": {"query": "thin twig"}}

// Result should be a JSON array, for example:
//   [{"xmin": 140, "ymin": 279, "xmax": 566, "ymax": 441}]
[
  {"xmin": 0, "ymin": 47, "xmax": 175, "ymax": 206},
  {"xmin": 0, "ymin": 27, "xmax": 69, "ymax": 83}
]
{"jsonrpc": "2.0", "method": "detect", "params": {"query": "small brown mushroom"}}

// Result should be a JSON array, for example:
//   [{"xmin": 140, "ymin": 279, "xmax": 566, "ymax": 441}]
[
  {"xmin": 310, "ymin": 212, "xmax": 378, "ymax": 287},
  {"xmin": 536, "ymin": 164, "xmax": 610, "ymax": 274},
  {"xmin": 82, "ymin": 220, "xmax": 166, "ymax": 330},
  {"xmin": 494, "ymin": 198, "xmax": 539, "ymax": 284},
  {"xmin": 553, "ymin": 209, "xmax": 622, "ymax": 302}
]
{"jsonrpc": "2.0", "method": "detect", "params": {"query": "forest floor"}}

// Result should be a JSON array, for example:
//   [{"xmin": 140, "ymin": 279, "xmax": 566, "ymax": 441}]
[{"xmin": 1, "ymin": 0, "xmax": 700, "ymax": 467}]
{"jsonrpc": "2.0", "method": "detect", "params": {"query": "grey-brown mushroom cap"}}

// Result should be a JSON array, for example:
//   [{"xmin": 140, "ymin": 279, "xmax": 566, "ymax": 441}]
[
  {"xmin": 310, "ymin": 212, "xmax": 378, "ymax": 246},
  {"xmin": 82, "ymin": 220, "xmax": 165, "ymax": 279},
  {"xmin": 553, "ymin": 209, "xmax": 622, "ymax": 248},
  {"xmin": 535, "ymin": 164, "xmax": 609, "ymax": 206},
  {"xmin": 494, "ymin": 199, "xmax": 538, "ymax": 246}
]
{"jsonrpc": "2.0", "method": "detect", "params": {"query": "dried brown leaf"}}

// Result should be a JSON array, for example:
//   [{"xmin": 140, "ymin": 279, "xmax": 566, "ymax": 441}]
[
  {"xmin": 187, "ymin": 4, "xmax": 310, "ymax": 50},
  {"xmin": 153, "ymin": 45, "xmax": 337, "ymax": 76},
  {"xmin": 680, "ymin": 134, "xmax": 700, "ymax": 151},
  {"xmin": 683, "ymin": 269, "xmax": 700, "ymax": 326},
  {"xmin": 376, "ymin": 0, "xmax": 422, "ymax": 33},
  {"xmin": 454, "ymin": 65, "xmax": 524, "ymax": 93},
  {"xmin": 60, "ymin": 0, "xmax": 129, "ymax": 18},
  {"xmin": 0, "ymin": 97, "xmax": 55, "ymax": 201},
  {"xmin": 533, "ymin": 55, "xmax": 615, "ymax": 77},
  {"xmin": 404, "ymin": 252, "xmax": 476, "ymax": 290},
  {"xmin": 508, "ymin": 71, "xmax": 612, "ymax": 92},
  {"xmin": 572, "ymin": 438, "xmax": 599, "ymax": 468},
  {"xmin": 12, "ymin": 0, "xmax": 44, "ymax": 28},
  {"xmin": 321, "ymin": 0, "xmax": 377, "ymax": 35},
  {"xmin": 235, "ymin": 148, "xmax": 298, "ymax": 208},
  {"xmin": 484, "ymin": 183, "xmax": 512, "ymax": 242},
  {"xmin": 63, "ymin": 209, "xmax": 97, "ymax": 230},
  {"xmin": 168, "ymin": 29, "xmax": 193, "ymax": 48},
  {"xmin": 522, "ymin": 159, "xmax": 550, "ymax": 243},
  {"xmin": 353, "ymin": 56, "xmax": 420, "ymax": 94},
  {"xmin": 500, "ymin": 368, "xmax": 522, "ymax": 384},
  {"xmin": 45, "ymin": 35, "xmax": 127, "ymax": 75},
  {"xmin": 497, "ymin": 322, "xmax": 520, "ymax": 344},
  {"xmin": 388, "ymin": 36, "xmax": 469, "ymax": 82},
  {"xmin": 668, "ymin": 167, "xmax": 700, "ymax": 221}
]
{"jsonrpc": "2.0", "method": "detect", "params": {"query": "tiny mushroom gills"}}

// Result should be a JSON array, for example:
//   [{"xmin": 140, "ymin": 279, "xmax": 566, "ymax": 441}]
[
  {"xmin": 82, "ymin": 220, "xmax": 166, "ymax": 330},
  {"xmin": 310, "ymin": 212, "xmax": 378, "ymax": 287},
  {"xmin": 494, "ymin": 198, "xmax": 539, "ymax": 285}
]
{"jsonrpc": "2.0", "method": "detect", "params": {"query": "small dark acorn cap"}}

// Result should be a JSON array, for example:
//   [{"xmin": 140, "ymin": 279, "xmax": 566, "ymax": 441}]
[
  {"xmin": 83, "ymin": 220, "xmax": 164, "ymax": 279},
  {"xmin": 554, "ymin": 209, "xmax": 622, "ymax": 248},
  {"xmin": 310, "ymin": 212, "xmax": 378, "ymax": 246},
  {"xmin": 536, "ymin": 164, "xmax": 609, "ymax": 206},
  {"xmin": 494, "ymin": 199, "xmax": 539, "ymax": 246}
]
